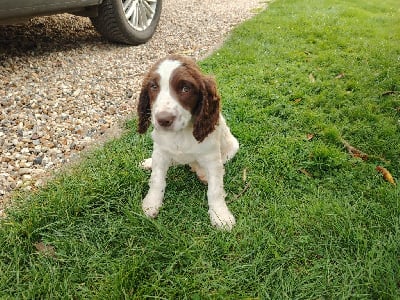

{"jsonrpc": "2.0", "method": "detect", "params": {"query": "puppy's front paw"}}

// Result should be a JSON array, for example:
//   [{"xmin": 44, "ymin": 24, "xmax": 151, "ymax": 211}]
[
  {"xmin": 142, "ymin": 194, "xmax": 162, "ymax": 218},
  {"xmin": 209, "ymin": 207, "xmax": 236, "ymax": 231},
  {"xmin": 140, "ymin": 158, "xmax": 152, "ymax": 170}
]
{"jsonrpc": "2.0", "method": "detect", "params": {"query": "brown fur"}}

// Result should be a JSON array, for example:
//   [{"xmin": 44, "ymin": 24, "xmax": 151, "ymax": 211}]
[
  {"xmin": 193, "ymin": 76, "xmax": 220, "ymax": 142},
  {"xmin": 137, "ymin": 71, "xmax": 160, "ymax": 134},
  {"xmin": 137, "ymin": 86, "xmax": 151, "ymax": 134}
]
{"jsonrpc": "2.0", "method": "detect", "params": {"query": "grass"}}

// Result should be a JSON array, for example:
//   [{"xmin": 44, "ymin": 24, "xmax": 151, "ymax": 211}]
[{"xmin": 1, "ymin": 0, "xmax": 400, "ymax": 298}]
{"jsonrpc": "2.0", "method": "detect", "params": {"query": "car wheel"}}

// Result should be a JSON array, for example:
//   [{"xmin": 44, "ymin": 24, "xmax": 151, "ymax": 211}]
[{"xmin": 91, "ymin": 0, "xmax": 162, "ymax": 45}]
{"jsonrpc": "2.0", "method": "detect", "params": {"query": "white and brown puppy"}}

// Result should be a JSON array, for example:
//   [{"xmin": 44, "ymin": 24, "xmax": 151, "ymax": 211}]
[{"xmin": 137, "ymin": 55, "xmax": 239, "ymax": 230}]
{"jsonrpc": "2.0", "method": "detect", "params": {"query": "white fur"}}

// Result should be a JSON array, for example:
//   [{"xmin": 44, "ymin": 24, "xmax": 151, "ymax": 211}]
[
  {"xmin": 152, "ymin": 60, "xmax": 192, "ymax": 132},
  {"xmin": 141, "ymin": 59, "xmax": 239, "ymax": 230}
]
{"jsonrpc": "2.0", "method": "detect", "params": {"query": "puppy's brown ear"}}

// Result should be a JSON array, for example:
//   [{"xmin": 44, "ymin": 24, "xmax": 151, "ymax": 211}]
[
  {"xmin": 193, "ymin": 76, "xmax": 220, "ymax": 142},
  {"xmin": 137, "ymin": 85, "xmax": 151, "ymax": 134}
]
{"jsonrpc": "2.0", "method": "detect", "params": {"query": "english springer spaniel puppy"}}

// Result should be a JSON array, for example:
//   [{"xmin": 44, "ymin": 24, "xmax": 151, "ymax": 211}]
[{"xmin": 137, "ymin": 55, "xmax": 239, "ymax": 230}]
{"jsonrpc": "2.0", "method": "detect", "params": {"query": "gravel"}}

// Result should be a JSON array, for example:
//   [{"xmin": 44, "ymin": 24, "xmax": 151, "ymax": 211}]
[{"xmin": 0, "ymin": 0, "xmax": 265, "ymax": 209}]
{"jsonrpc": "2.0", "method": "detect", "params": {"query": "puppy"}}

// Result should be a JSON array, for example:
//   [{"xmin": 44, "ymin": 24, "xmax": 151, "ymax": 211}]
[{"xmin": 137, "ymin": 55, "xmax": 239, "ymax": 230}]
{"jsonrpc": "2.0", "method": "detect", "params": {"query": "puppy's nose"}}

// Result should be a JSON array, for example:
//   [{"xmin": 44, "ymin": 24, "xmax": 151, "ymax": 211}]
[{"xmin": 156, "ymin": 112, "xmax": 176, "ymax": 128}]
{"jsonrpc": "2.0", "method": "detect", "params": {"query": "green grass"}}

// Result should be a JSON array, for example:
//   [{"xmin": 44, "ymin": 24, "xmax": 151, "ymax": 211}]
[{"xmin": 1, "ymin": 0, "xmax": 400, "ymax": 298}]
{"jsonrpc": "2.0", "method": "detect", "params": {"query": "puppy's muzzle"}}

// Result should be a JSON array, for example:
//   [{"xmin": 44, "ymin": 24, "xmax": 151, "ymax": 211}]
[{"xmin": 156, "ymin": 111, "xmax": 176, "ymax": 128}]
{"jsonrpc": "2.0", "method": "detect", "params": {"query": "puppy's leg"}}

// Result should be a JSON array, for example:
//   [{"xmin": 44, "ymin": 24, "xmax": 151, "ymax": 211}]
[
  {"xmin": 219, "ymin": 117, "xmax": 239, "ymax": 164},
  {"xmin": 189, "ymin": 162, "xmax": 208, "ymax": 184},
  {"xmin": 142, "ymin": 150, "xmax": 170, "ymax": 218},
  {"xmin": 141, "ymin": 158, "xmax": 152, "ymax": 170},
  {"xmin": 199, "ymin": 157, "xmax": 236, "ymax": 230},
  {"xmin": 221, "ymin": 130, "xmax": 239, "ymax": 164}
]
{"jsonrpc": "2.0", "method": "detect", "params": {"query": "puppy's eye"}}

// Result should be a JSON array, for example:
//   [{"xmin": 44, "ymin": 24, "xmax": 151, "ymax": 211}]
[
  {"xmin": 149, "ymin": 82, "xmax": 158, "ymax": 91},
  {"xmin": 181, "ymin": 85, "xmax": 191, "ymax": 93}
]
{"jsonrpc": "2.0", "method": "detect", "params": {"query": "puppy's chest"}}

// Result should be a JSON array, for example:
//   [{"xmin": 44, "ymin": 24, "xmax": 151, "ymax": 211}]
[
  {"xmin": 156, "ymin": 131, "xmax": 198, "ymax": 153},
  {"xmin": 152, "ymin": 129, "xmax": 215, "ymax": 163}
]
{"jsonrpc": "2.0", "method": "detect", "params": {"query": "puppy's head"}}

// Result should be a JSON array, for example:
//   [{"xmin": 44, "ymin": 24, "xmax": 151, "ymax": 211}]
[{"xmin": 137, "ymin": 55, "xmax": 220, "ymax": 142}]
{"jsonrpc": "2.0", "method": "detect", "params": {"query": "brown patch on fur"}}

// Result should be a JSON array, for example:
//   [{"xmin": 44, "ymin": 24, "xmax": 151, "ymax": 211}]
[
  {"xmin": 137, "ymin": 71, "xmax": 160, "ymax": 134},
  {"xmin": 170, "ymin": 67, "xmax": 201, "ymax": 113},
  {"xmin": 192, "ymin": 76, "xmax": 220, "ymax": 142}
]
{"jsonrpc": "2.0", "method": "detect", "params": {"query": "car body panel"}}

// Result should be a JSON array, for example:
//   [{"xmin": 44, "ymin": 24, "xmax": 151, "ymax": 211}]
[{"xmin": 0, "ymin": 0, "xmax": 102, "ymax": 22}]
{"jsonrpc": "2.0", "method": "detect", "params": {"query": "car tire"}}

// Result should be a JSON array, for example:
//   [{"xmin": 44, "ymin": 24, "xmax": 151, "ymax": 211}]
[{"xmin": 91, "ymin": 0, "xmax": 162, "ymax": 45}]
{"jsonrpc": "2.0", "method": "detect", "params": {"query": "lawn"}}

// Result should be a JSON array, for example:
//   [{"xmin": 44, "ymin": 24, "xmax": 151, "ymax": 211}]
[{"xmin": 1, "ymin": 0, "xmax": 400, "ymax": 298}]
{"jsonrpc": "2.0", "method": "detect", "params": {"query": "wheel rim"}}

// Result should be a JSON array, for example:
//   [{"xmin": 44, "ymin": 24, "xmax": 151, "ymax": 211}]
[{"xmin": 122, "ymin": 0, "xmax": 158, "ymax": 31}]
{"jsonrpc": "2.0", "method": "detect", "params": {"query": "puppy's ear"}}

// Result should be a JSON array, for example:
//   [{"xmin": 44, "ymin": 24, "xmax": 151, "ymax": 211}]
[
  {"xmin": 137, "ymin": 84, "xmax": 151, "ymax": 134},
  {"xmin": 193, "ymin": 76, "xmax": 220, "ymax": 142}
]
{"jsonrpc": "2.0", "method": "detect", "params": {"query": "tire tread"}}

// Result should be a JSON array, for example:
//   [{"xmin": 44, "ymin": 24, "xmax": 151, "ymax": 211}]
[{"xmin": 91, "ymin": 0, "xmax": 162, "ymax": 45}]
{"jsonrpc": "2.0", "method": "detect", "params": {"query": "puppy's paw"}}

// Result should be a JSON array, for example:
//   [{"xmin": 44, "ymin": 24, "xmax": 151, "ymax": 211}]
[
  {"xmin": 209, "ymin": 207, "xmax": 236, "ymax": 231},
  {"xmin": 140, "ymin": 158, "xmax": 152, "ymax": 170},
  {"xmin": 142, "ymin": 195, "xmax": 162, "ymax": 218}
]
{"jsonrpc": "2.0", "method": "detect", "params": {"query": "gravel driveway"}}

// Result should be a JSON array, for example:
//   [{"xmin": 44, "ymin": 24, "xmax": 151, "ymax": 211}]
[{"xmin": 0, "ymin": 0, "xmax": 264, "ymax": 206}]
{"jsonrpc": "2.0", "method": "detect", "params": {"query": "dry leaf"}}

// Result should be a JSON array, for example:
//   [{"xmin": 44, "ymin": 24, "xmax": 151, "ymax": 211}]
[
  {"xmin": 293, "ymin": 98, "xmax": 302, "ymax": 104},
  {"xmin": 335, "ymin": 73, "xmax": 345, "ymax": 79},
  {"xmin": 309, "ymin": 73, "xmax": 316, "ymax": 83},
  {"xmin": 341, "ymin": 139, "xmax": 369, "ymax": 161},
  {"xmin": 299, "ymin": 168, "xmax": 313, "ymax": 178},
  {"xmin": 376, "ymin": 166, "xmax": 396, "ymax": 185},
  {"xmin": 34, "ymin": 241, "xmax": 56, "ymax": 257},
  {"xmin": 242, "ymin": 168, "xmax": 247, "ymax": 182},
  {"xmin": 306, "ymin": 133, "xmax": 315, "ymax": 141}
]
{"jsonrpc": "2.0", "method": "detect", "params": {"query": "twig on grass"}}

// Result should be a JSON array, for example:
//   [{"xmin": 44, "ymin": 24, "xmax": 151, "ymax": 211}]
[
  {"xmin": 230, "ymin": 182, "xmax": 251, "ymax": 203},
  {"xmin": 382, "ymin": 90, "xmax": 398, "ymax": 96},
  {"xmin": 341, "ymin": 139, "xmax": 369, "ymax": 161},
  {"xmin": 340, "ymin": 138, "xmax": 390, "ymax": 163}
]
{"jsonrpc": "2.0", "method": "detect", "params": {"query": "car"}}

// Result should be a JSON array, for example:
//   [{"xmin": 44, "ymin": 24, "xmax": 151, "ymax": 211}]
[{"xmin": 0, "ymin": 0, "xmax": 162, "ymax": 45}]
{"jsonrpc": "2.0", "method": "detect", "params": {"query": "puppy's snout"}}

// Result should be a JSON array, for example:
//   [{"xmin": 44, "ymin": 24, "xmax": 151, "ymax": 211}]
[{"xmin": 156, "ymin": 111, "xmax": 176, "ymax": 128}]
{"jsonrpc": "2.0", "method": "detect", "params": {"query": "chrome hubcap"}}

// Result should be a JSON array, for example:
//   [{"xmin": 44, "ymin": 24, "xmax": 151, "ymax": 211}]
[{"xmin": 123, "ymin": 0, "xmax": 157, "ymax": 31}]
